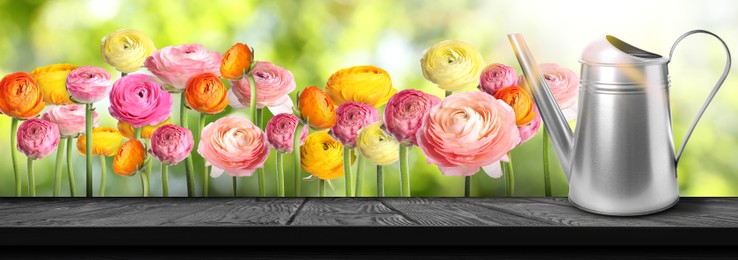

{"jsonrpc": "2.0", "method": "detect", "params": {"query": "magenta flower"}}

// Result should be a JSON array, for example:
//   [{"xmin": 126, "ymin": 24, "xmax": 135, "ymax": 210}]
[
  {"xmin": 65, "ymin": 66, "xmax": 113, "ymax": 104},
  {"xmin": 198, "ymin": 116, "xmax": 269, "ymax": 177},
  {"xmin": 383, "ymin": 89, "xmax": 441, "ymax": 145},
  {"xmin": 17, "ymin": 118, "xmax": 60, "ymax": 159},
  {"xmin": 227, "ymin": 61, "xmax": 296, "ymax": 115},
  {"xmin": 330, "ymin": 102, "xmax": 380, "ymax": 148},
  {"xmin": 479, "ymin": 63, "xmax": 517, "ymax": 96},
  {"xmin": 108, "ymin": 74, "xmax": 173, "ymax": 128},
  {"xmin": 150, "ymin": 124, "xmax": 194, "ymax": 165},
  {"xmin": 265, "ymin": 113, "xmax": 308, "ymax": 153},
  {"xmin": 144, "ymin": 44, "xmax": 222, "ymax": 91},
  {"xmin": 41, "ymin": 105, "xmax": 99, "ymax": 137}
]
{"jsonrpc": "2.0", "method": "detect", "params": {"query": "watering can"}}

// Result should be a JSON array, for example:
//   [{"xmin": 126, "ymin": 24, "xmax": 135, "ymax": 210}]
[{"xmin": 508, "ymin": 30, "xmax": 731, "ymax": 216}]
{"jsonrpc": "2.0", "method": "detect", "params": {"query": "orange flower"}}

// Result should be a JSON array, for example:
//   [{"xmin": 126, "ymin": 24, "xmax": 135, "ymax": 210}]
[
  {"xmin": 0, "ymin": 72, "xmax": 45, "ymax": 119},
  {"xmin": 297, "ymin": 86, "xmax": 337, "ymax": 130},
  {"xmin": 494, "ymin": 86, "xmax": 536, "ymax": 126},
  {"xmin": 117, "ymin": 117, "xmax": 172, "ymax": 139},
  {"xmin": 184, "ymin": 73, "xmax": 229, "ymax": 114},
  {"xmin": 112, "ymin": 139, "xmax": 146, "ymax": 176},
  {"xmin": 77, "ymin": 127, "xmax": 124, "ymax": 156},
  {"xmin": 220, "ymin": 43, "xmax": 254, "ymax": 80},
  {"xmin": 325, "ymin": 65, "xmax": 397, "ymax": 107}
]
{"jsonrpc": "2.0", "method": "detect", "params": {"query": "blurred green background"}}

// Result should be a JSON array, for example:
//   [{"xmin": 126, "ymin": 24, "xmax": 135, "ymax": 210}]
[{"xmin": 0, "ymin": 0, "xmax": 736, "ymax": 197}]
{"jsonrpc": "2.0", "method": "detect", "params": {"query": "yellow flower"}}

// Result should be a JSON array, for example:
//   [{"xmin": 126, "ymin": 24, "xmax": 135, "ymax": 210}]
[
  {"xmin": 77, "ymin": 127, "xmax": 124, "ymax": 156},
  {"xmin": 301, "ymin": 131, "xmax": 355, "ymax": 180},
  {"xmin": 100, "ymin": 29, "xmax": 156, "ymax": 73},
  {"xmin": 29, "ymin": 64, "xmax": 78, "ymax": 105},
  {"xmin": 420, "ymin": 40, "xmax": 485, "ymax": 91},
  {"xmin": 117, "ymin": 117, "xmax": 172, "ymax": 139},
  {"xmin": 326, "ymin": 65, "xmax": 397, "ymax": 107},
  {"xmin": 355, "ymin": 122, "xmax": 400, "ymax": 165}
]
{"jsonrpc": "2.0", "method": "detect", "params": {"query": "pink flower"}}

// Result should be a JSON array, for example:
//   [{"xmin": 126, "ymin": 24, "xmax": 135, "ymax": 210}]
[
  {"xmin": 65, "ymin": 66, "xmax": 112, "ymax": 103},
  {"xmin": 517, "ymin": 106, "xmax": 541, "ymax": 144},
  {"xmin": 41, "ymin": 105, "xmax": 99, "ymax": 137},
  {"xmin": 265, "ymin": 113, "xmax": 308, "ymax": 153},
  {"xmin": 150, "ymin": 124, "xmax": 194, "ymax": 165},
  {"xmin": 198, "ymin": 116, "xmax": 269, "ymax": 177},
  {"xmin": 479, "ymin": 63, "xmax": 517, "ymax": 96},
  {"xmin": 416, "ymin": 92, "xmax": 520, "ymax": 177},
  {"xmin": 144, "ymin": 44, "xmax": 222, "ymax": 90},
  {"xmin": 330, "ymin": 102, "xmax": 380, "ymax": 148},
  {"xmin": 227, "ymin": 61, "xmax": 296, "ymax": 115},
  {"xmin": 108, "ymin": 74, "xmax": 172, "ymax": 128},
  {"xmin": 517, "ymin": 63, "xmax": 578, "ymax": 110},
  {"xmin": 17, "ymin": 118, "xmax": 60, "ymax": 159},
  {"xmin": 383, "ymin": 89, "xmax": 440, "ymax": 145}
]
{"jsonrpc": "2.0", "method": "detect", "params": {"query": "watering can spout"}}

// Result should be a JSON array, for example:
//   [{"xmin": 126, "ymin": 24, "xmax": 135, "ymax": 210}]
[{"xmin": 508, "ymin": 33, "xmax": 574, "ymax": 180}]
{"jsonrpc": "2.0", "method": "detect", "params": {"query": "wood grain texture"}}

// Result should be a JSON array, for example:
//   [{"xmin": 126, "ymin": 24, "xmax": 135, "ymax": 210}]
[
  {"xmin": 166, "ymin": 198, "xmax": 304, "ymax": 226},
  {"xmin": 382, "ymin": 198, "xmax": 549, "ymax": 226},
  {"xmin": 288, "ymin": 198, "xmax": 416, "ymax": 226}
]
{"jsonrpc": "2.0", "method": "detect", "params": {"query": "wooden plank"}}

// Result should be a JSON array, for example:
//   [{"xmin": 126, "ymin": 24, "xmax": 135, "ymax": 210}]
[
  {"xmin": 166, "ymin": 198, "xmax": 305, "ymax": 226},
  {"xmin": 289, "ymin": 198, "xmax": 416, "ymax": 226},
  {"xmin": 0, "ymin": 198, "xmax": 80, "ymax": 210},
  {"xmin": 0, "ymin": 198, "xmax": 141, "ymax": 226},
  {"xmin": 382, "ymin": 198, "xmax": 549, "ymax": 226}
]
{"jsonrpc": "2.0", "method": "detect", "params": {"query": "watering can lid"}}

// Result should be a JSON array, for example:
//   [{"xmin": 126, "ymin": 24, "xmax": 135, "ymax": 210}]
[{"xmin": 580, "ymin": 35, "xmax": 669, "ymax": 65}]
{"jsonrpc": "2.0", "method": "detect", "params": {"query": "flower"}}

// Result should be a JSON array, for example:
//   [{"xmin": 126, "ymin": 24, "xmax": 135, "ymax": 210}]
[
  {"xmin": 493, "ymin": 86, "xmax": 536, "ymax": 127},
  {"xmin": 100, "ymin": 29, "xmax": 156, "ymax": 73},
  {"xmin": 227, "ymin": 61, "xmax": 295, "ymax": 115},
  {"xmin": 112, "ymin": 139, "xmax": 146, "ymax": 176},
  {"xmin": 383, "ymin": 89, "xmax": 441, "ymax": 145},
  {"xmin": 220, "ymin": 43, "xmax": 254, "ymax": 80},
  {"xmin": 185, "ymin": 73, "xmax": 228, "ymax": 114},
  {"xmin": 325, "ymin": 65, "xmax": 397, "ymax": 107},
  {"xmin": 144, "ymin": 44, "xmax": 222, "ymax": 91},
  {"xmin": 117, "ymin": 117, "xmax": 172, "ymax": 140},
  {"xmin": 108, "ymin": 74, "xmax": 172, "ymax": 128},
  {"xmin": 518, "ymin": 107, "xmax": 541, "ymax": 144},
  {"xmin": 416, "ymin": 92, "xmax": 520, "ymax": 177},
  {"xmin": 297, "ymin": 86, "xmax": 337, "ymax": 130},
  {"xmin": 265, "ymin": 113, "xmax": 308, "ymax": 153},
  {"xmin": 479, "ymin": 63, "xmax": 517, "ymax": 96},
  {"xmin": 197, "ymin": 116, "xmax": 269, "ymax": 177},
  {"xmin": 517, "ymin": 63, "xmax": 578, "ymax": 110},
  {"xmin": 17, "ymin": 118, "xmax": 60, "ymax": 159},
  {"xmin": 41, "ymin": 105, "xmax": 99, "ymax": 137},
  {"xmin": 77, "ymin": 127, "xmax": 124, "ymax": 156},
  {"xmin": 150, "ymin": 124, "xmax": 194, "ymax": 165},
  {"xmin": 330, "ymin": 102, "xmax": 380, "ymax": 148},
  {"xmin": 420, "ymin": 40, "xmax": 485, "ymax": 91},
  {"xmin": 30, "ymin": 64, "xmax": 78, "ymax": 105},
  {"xmin": 355, "ymin": 122, "xmax": 400, "ymax": 165},
  {"xmin": 65, "ymin": 66, "xmax": 113, "ymax": 104},
  {"xmin": 0, "ymin": 72, "xmax": 45, "ymax": 119},
  {"xmin": 301, "ymin": 131, "xmax": 354, "ymax": 180}
]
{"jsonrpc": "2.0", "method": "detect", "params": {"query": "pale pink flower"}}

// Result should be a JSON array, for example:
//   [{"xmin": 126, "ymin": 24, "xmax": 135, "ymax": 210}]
[
  {"xmin": 383, "ymin": 89, "xmax": 440, "ymax": 145},
  {"xmin": 108, "ymin": 74, "xmax": 172, "ymax": 128},
  {"xmin": 17, "ymin": 118, "xmax": 60, "ymax": 159},
  {"xmin": 41, "ymin": 105, "xmax": 99, "ymax": 137},
  {"xmin": 479, "ymin": 63, "xmax": 517, "ymax": 96},
  {"xmin": 517, "ymin": 63, "xmax": 579, "ymax": 110},
  {"xmin": 65, "ymin": 66, "xmax": 112, "ymax": 104},
  {"xmin": 198, "ymin": 116, "xmax": 269, "ymax": 177},
  {"xmin": 144, "ymin": 44, "xmax": 222, "ymax": 90},
  {"xmin": 517, "ymin": 106, "xmax": 542, "ymax": 144},
  {"xmin": 330, "ymin": 102, "xmax": 380, "ymax": 148},
  {"xmin": 227, "ymin": 61, "xmax": 296, "ymax": 115},
  {"xmin": 150, "ymin": 124, "xmax": 194, "ymax": 165},
  {"xmin": 265, "ymin": 113, "xmax": 308, "ymax": 153}
]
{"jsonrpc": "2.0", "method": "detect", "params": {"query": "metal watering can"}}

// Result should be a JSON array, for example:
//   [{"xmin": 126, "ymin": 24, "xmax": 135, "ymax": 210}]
[{"xmin": 509, "ymin": 30, "xmax": 731, "ymax": 216}]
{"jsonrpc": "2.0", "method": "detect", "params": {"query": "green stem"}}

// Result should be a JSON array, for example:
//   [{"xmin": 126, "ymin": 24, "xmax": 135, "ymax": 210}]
[
  {"xmin": 343, "ymin": 148, "xmax": 354, "ymax": 197},
  {"xmin": 276, "ymin": 152, "xmax": 285, "ymax": 197},
  {"xmin": 140, "ymin": 172, "xmax": 150, "ymax": 197},
  {"xmin": 98, "ymin": 155, "xmax": 106, "ymax": 197},
  {"xmin": 319, "ymin": 179, "xmax": 325, "ymax": 197},
  {"xmin": 256, "ymin": 108, "xmax": 265, "ymax": 197},
  {"xmin": 27, "ymin": 158, "xmax": 35, "ymax": 197},
  {"xmin": 232, "ymin": 177, "xmax": 238, "ymax": 197},
  {"xmin": 144, "ymin": 139, "xmax": 153, "ymax": 196},
  {"xmin": 10, "ymin": 118, "xmax": 20, "ymax": 196},
  {"xmin": 162, "ymin": 164, "xmax": 169, "ymax": 197},
  {"xmin": 293, "ymin": 122, "xmax": 302, "ymax": 197},
  {"xmin": 199, "ymin": 113, "xmax": 208, "ymax": 197},
  {"xmin": 180, "ymin": 92, "xmax": 195, "ymax": 197},
  {"xmin": 53, "ymin": 137, "xmax": 66, "ymax": 197},
  {"xmin": 134, "ymin": 127, "xmax": 141, "ymax": 140},
  {"xmin": 464, "ymin": 176, "xmax": 471, "ymax": 197},
  {"xmin": 377, "ymin": 165, "xmax": 384, "ymax": 197},
  {"xmin": 399, "ymin": 145, "xmax": 410, "ymax": 197},
  {"xmin": 356, "ymin": 156, "xmax": 364, "ymax": 197},
  {"xmin": 67, "ymin": 137, "xmax": 77, "ymax": 197},
  {"xmin": 543, "ymin": 126, "xmax": 552, "ymax": 197},
  {"xmin": 505, "ymin": 153, "xmax": 515, "ymax": 197},
  {"xmin": 85, "ymin": 103, "xmax": 93, "ymax": 197}
]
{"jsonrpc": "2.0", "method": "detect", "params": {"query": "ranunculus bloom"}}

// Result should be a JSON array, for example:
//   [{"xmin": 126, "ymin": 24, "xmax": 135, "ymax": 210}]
[
  {"xmin": 330, "ymin": 102, "xmax": 380, "ymax": 148},
  {"xmin": 100, "ymin": 29, "xmax": 156, "ymax": 73},
  {"xmin": 265, "ymin": 113, "xmax": 308, "ymax": 153},
  {"xmin": 325, "ymin": 65, "xmax": 397, "ymax": 107},
  {"xmin": 297, "ymin": 86, "xmax": 337, "ymax": 130},
  {"xmin": 30, "ymin": 64, "xmax": 78, "ymax": 105},
  {"xmin": 301, "ymin": 131, "xmax": 354, "ymax": 180},
  {"xmin": 518, "ymin": 107, "xmax": 541, "ymax": 144},
  {"xmin": 493, "ymin": 86, "xmax": 536, "ymax": 127},
  {"xmin": 220, "ymin": 43, "xmax": 254, "ymax": 80},
  {"xmin": 356, "ymin": 122, "xmax": 400, "ymax": 166},
  {"xmin": 65, "ymin": 66, "xmax": 113, "ymax": 104},
  {"xmin": 112, "ymin": 139, "xmax": 146, "ymax": 176},
  {"xmin": 42, "ymin": 105, "xmax": 99, "ymax": 137},
  {"xmin": 420, "ymin": 40, "xmax": 485, "ymax": 91},
  {"xmin": 0, "ymin": 72, "xmax": 45, "ymax": 119},
  {"xmin": 416, "ymin": 92, "xmax": 520, "ymax": 177},
  {"xmin": 17, "ymin": 118, "xmax": 60, "ymax": 160},
  {"xmin": 108, "ymin": 74, "xmax": 172, "ymax": 128},
  {"xmin": 150, "ymin": 124, "xmax": 194, "ymax": 165},
  {"xmin": 383, "ymin": 89, "xmax": 441, "ymax": 145},
  {"xmin": 198, "ymin": 116, "xmax": 269, "ymax": 177},
  {"xmin": 517, "ymin": 63, "xmax": 579, "ymax": 110},
  {"xmin": 117, "ymin": 118, "xmax": 172, "ymax": 140},
  {"xmin": 77, "ymin": 127, "xmax": 124, "ymax": 157},
  {"xmin": 479, "ymin": 63, "xmax": 517, "ymax": 96},
  {"xmin": 227, "ymin": 61, "xmax": 295, "ymax": 115},
  {"xmin": 185, "ymin": 73, "xmax": 228, "ymax": 114},
  {"xmin": 144, "ymin": 44, "xmax": 222, "ymax": 91}
]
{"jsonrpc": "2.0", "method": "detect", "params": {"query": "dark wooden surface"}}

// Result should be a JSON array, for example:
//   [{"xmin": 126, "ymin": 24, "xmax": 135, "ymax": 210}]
[{"xmin": 0, "ymin": 197, "xmax": 737, "ymax": 246}]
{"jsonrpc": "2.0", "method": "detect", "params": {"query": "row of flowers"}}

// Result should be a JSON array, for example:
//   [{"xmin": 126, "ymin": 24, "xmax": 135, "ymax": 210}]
[{"xmin": 0, "ymin": 28, "xmax": 578, "ymax": 197}]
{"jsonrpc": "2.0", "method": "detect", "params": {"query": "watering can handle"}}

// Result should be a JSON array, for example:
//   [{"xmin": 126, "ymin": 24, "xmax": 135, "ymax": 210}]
[{"xmin": 670, "ymin": 30, "xmax": 732, "ymax": 164}]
